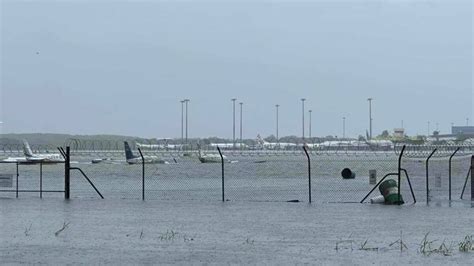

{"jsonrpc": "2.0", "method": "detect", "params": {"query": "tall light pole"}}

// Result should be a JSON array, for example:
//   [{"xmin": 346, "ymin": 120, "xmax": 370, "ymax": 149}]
[
  {"xmin": 301, "ymin": 98, "xmax": 306, "ymax": 141},
  {"xmin": 308, "ymin": 110, "xmax": 312, "ymax": 139},
  {"xmin": 276, "ymin": 104, "xmax": 280, "ymax": 145},
  {"xmin": 343, "ymin": 117, "xmax": 346, "ymax": 139},
  {"xmin": 184, "ymin": 99, "xmax": 190, "ymax": 145},
  {"xmin": 231, "ymin": 98, "xmax": 237, "ymax": 149},
  {"xmin": 180, "ymin": 100, "xmax": 185, "ymax": 145},
  {"xmin": 239, "ymin": 102, "xmax": 243, "ymax": 149},
  {"xmin": 428, "ymin": 121, "xmax": 430, "ymax": 136},
  {"xmin": 467, "ymin": 118, "xmax": 469, "ymax": 126},
  {"xmin": 367, "ymin": 98, "xmax": 373, "ymax": 140}
]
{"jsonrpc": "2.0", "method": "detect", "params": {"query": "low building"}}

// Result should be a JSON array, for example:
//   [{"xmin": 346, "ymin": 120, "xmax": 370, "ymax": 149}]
[
  {"xmin": 393, "ymin": 128, "xmax": 405, "ymax": 138},
  {"xmin": 452, "ymin": 126, "xmax": 474, "ymax": 135}
]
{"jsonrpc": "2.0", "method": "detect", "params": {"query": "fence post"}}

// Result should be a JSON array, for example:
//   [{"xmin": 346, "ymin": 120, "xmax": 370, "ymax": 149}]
[
  {"xmin": 65, "ymin": 146, "xmax": 70, "ymax": 199},
  {"xmin": 471, "ymin": 155, "xmax": 474, "ymax": 201},
  {"xmin": 303, "ymin": 145, "xmax": 311, "ymax": 203},
  {"xmin": 425, "ymin": 149, "xmax": 437, "ymax": 203},
  {"xmin": 16, "ymin": 162, "xmax": 19, "ymax": 198},
  {"xmin": 217, "ymin": 147, "xmax": 225, "ymax": 202},
  {"xmin": 448, "ymin": 147, "xmax": 460, "ymax": 201},
  {"xmin": 397, "ymin": 145, "xmax": 406, "ymax": 205},
  {"xmin": 138, "ymin": 148, "xmax": 145, "ymax": 201},
  {"xmin": 40, "ymin": 162, "xmax": 43, "ymax": 199}
]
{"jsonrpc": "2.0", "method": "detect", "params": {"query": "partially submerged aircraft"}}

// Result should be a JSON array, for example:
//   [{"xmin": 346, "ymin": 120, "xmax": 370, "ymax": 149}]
[
  {"xmin": 256, "ymin": 134, "xmax": 297, "ymax": 150},
  {"xmin": 124, "ymin": 141, "xmax": 168, "ymax": 164},
  {"xmin": 1, "ymin": 140, "xmax": 64, "ymax": 164},
  {"xmin": 196, "ymin": 144, "xmax": 227, "ymax": 163},
  {"xmin": 197, "ymin": 149, "xmax": 226, "ymax": 163}
]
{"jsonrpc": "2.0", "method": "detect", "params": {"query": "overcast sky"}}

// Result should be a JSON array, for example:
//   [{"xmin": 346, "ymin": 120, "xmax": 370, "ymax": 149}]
[{"xmin": 1, "ymin": 0, "xmax": 472, "ymax": 139}]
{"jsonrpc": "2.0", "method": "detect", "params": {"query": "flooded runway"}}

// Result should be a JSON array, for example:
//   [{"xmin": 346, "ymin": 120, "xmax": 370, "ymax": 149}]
[{"xmin": 0, "ymin": 198, "xmax": 473, "ymax": 264}]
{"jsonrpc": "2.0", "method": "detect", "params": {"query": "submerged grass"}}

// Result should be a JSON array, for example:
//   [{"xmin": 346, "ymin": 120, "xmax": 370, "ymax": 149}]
[
  {"xmin": 54, "ymin": 222, "xmax": 70, "ymax": 237},
  {"xmin": 418, "ymin": 233, "xmax": 454, "ymax": 256},
  {"xmin": 458, "ymin": 235, "xmax": 473, "ymax": 252},
  {"xmin": 335, "ymin": 233, "xmax": 355, "ymax": 251},
  {"xmin": 159, "ymin": 230, "xmax": 178, "ymax": 241},
  {"xmin": 24, "ymin": 224, "xmax": 32, "ymax": 237},
  {"xmin": 359, "ymin": 239, "xmax": 379, "ymax": 252},
  {"xmin": 389, "ymin": 231, "xmax": 408, "ymax": 253},
  {"xmin": 334, "ymin": 232, "xmax": 471, "ymax": 256}
]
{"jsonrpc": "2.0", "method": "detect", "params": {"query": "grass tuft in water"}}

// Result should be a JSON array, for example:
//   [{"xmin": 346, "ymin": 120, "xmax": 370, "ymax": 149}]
[
  {"xmin": 159, "ymin": 230, "xmax": 177, "ymax": 241},
  {"xmin": 54, "ymin": 222, "xmax": 70, "ymax": 237},
  {"xmin": 458, "ymin": 235, "xmax": 473, "ymax": 252}
]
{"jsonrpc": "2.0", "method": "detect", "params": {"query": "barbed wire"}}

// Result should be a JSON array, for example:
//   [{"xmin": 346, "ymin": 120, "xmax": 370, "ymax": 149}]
[{"xmin": 0, "ymin": 138, "xmax": 473, "ymax": 160}]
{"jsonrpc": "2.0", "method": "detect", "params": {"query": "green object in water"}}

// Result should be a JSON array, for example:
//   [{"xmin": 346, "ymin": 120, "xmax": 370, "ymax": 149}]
[{"xmin": 379, "ymin": 179, "xmax": 404, "ymax": 205}]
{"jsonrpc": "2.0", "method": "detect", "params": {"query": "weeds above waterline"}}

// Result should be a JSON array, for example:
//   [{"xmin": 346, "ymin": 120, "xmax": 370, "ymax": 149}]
[
  {"xmin": 159, "ymin": 230, "xmax": 177, "ymax": 241},
  {"xmin": 54, "ymin": 222, "xmax": 70, "ymax": 237},
  {"xmin": 458, "ymin": 235, "xmax": 473, "ymax": 252},
  {"xmin": 389, "ymin": 231, "xmax": 408, "ymax": 253},
  {"xmin": 335, "ymin": 232, "xmax": 471, "ymax": 256},
  {"xmin": 359, "ymin": 239, "xmax": 379, "ymax": 252},
  {"xmin": 24, "ymin": 224, "xmax": 32, "ymax": 237},
  {"xmin": 335, "ymin": 233, "xmax": 355, "ymax": 251}
]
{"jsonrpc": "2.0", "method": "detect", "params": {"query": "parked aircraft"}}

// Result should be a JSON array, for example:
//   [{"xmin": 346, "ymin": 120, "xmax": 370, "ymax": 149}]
[
  {"xmin": 1, "ymin": 140, "xmax": 64, "ymax": 164},
  {"xmin": 209, "ymin": 143, "xmax": 248, "ymax": 149},
  {"xmin": 196, "ymin": 144, "xmax": 227, "ymax": 163},
  {"xmin": 256, "ymin": 135, "xmax": 297, "ymax": 149},
  {"xmin": 124, "ymin": 141, "xmax": 168, "ymax": 164},
  {"xmin": 136, "ymin": 140, "xmax": 182, "ymax": 150}
]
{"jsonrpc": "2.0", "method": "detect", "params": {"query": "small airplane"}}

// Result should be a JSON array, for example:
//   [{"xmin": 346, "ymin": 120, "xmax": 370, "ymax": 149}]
[
  {"xmin": 256, "ymin": 134, "xmax": 297, "ymax": 150},
  {"xmin": 124, "ymin": 141, "xmax": 169, "ymax": 164},
  {"xmin": 1, "ymin": 140, "xmax": 64, "ymax": 164}
]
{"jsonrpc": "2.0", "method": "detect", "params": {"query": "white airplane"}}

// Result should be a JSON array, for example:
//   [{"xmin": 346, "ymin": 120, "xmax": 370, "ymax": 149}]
[
  {"xmin": 197, "ymin": 149, "xmax": 227, "ymax": 163},
  {"xmin": 124, "ymin": 141, "xmax": 168, "ymax": 164},
  {"xmin": 136, "ymin": 140, "xmax": 182, "ymax": 150},
  {"xmin": 366, "ymin": 139, "xmax": 394, "ymax": 149},
  {"xmin": 209, "ymin": 143, "xmax": 248, "ymax": 149},
  {"xmin": 1, "ymin": 140, "xmax": 64, "ymax": 164},
  {"xmin": 303, "ymin": 143, "xmax": 320, "ymax": 149},
  {"xmin": 256, "ymin": 134, "xmax": 297, "ymax": 149},
  {"xmin": 318, "ymin": 140, "xmax": 361, "ymax": 148}
]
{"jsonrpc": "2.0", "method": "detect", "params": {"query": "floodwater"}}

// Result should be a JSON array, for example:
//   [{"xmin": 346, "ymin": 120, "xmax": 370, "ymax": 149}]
[
  {"xmin": 0, "ymin": 152, "xmax": 473, "ymax": 264},
  {"xmin": 0, "ymin": 199, "xmax": 473, "ymax": 264}
]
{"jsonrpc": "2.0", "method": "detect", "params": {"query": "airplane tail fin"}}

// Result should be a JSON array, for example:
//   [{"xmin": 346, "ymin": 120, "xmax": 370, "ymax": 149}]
[
  {"xmin": 22, "ymin": 139, "xmax": 34, "ymax": 157},
  {"xmin": 124, "ymin": 141, "xmax": 135, "ymax": 160}
]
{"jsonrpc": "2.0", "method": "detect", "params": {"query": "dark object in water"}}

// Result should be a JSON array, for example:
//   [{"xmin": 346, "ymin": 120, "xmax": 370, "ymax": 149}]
[
  {"xmin": 287, "ymin": 200, "xmax": 300, "ymax": 203},
  {"xmin": 254, "ymin": 160, "xmax": 267, "ymax": 164},
  {"xmin": 341, "ymin": 168, "xmax": 356, "ymax": 179}
]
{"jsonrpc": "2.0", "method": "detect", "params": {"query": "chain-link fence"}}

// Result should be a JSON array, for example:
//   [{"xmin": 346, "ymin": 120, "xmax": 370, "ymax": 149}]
[
  {"xmin": 1, "ymin": 141, "xmax": 473, "ymax": 203},
  {"xmin": 0, "ymin": 162, "xmax": 65, "ymax": 198}
]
